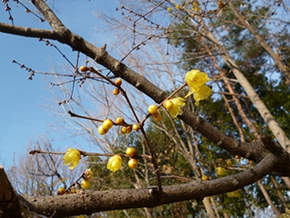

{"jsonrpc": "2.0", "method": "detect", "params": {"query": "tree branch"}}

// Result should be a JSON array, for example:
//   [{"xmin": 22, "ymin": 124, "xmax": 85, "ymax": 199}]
[
  {"xmin": 20, "ymin": 153, "xmax": 278, "ymax": 217},
  {"xmin": 32, "ymin": 0, "xmax": 65, "ymax": 31},
  {"xmin": 228, "ymin": 1, "xmax": 290, "ymax": 82},
  {"xmin": 0, "ymin": 22, "xmax": 57, "ymax": 39}
]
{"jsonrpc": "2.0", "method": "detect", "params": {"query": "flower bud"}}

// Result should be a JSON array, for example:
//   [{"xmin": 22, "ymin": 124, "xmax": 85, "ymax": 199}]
[
  {"xmin": 163, "ymin": 100, "xmax": 173, "ymax": 110},
  {"xmin": 115, "ymin": 78, "xmax": 122, "ymax": 86},
  {"xmin": 148, "ymin": 105, "xmax": 158, "ymax": 115},
  {"xmin": 57, "ymin": 187, "xmax": 66, "ymax": 195},
  {"xmin": 121, "ymin": 126, "xmax": 127, "ymax": 134},
  {"xmin": 201, "ymin": 175, "xmax": 209, "ymax": 181},
  {"xmin": 81, "ymin": 179, "xmax": 91, "ymax": 189},
  {"xmin": 103, "ymin": 119, "xmax": 114, "ymax": 130},
  {"xmin": 113, "ymin": 89, "xmax": 120, "ymax": 95},
  {"xmin": 116, "ymin": 117, "xmax": 124, "ymax": 124},
  {"xmin": 154, "ymin": 113, "xmax": 162, "ymax": 122},
  {"xmin": 80, "ymin": 66, "xmax": 89, "ymax": 72},
  {"xmin": 126, "ymin": 147, "xmax": 136, "ymax": 157},
  {"xmin": 132, "ymin": 124, "xmax": 139, "ymax": 131},
  {"xmin": 126, "ymin": 126, "xmax": 132, "ymax": 133},
  {"xmin": 98, "ymin": 125, "xmax": 108, "ymax": 135},
  {"xmin": 84, "ymin": 168, "xmax": 93, "ymax": 180},
  {"xmin": 128, "ymin": 158, "xmax": 138, "ymax": 169}
]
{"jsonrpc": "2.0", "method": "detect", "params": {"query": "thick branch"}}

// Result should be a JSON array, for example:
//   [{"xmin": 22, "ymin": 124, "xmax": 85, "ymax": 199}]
[
  {"xmin": 0, "ymin": 165, "xmax": 22, "ymax": 217},
  {"xmin": 0, "ymin": 22, "xmax": 57, "ymax": 39},
  {"xmin": 32, "ymin": 0, "xmax": 65, "ymax": 31},
  {"xmin": 21, "ymin": 153, "xmax": 278, "ymax": 217}
]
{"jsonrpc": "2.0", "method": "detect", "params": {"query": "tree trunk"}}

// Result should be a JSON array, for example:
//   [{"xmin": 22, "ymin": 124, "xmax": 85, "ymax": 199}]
[
  {"xmin": 257, "ymin": 180, "xmax": 281, "ymax": 217},
  {"xmin": 270, "ymin": 175, "xmax": 288, "ymax": 210},
  {"xmin": 203, "ymin": 197, "xmax": 216, "ymax": 218}
]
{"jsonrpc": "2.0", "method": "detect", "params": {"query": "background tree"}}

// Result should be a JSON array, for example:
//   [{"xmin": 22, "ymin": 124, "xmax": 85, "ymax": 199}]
[{"xmin": 0, "ymin": 0, "xmax": 290, "ymax": 217}]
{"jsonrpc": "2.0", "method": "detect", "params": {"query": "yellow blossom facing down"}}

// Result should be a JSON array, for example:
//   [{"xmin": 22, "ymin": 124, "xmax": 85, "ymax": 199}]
[
  {"xmin": 185, "ymin": 69, "xmax": 211, "ymax": 96},
  {"xmin": 107, "ymin": 155, "xmax": 122, "ymax": 172},
  {"xmin": 63, "ymin": 148, "xmax": 81, "ymax": 170},
  {"xmin": 227, "ymin": 189, "xmax": 241, "ymax": 198},
  {"xmin": 193, "ymin": 85, "xmax": 212, "ymax": 106},
  {"xmin": 166, "ymin": 97, "xmax": 186, "ymax": 118},
  {"xmin": 192, "ymin": 1, "xmax": 201, "ymax": 12},
  {"xmin": 216, "ymin": 167, "xmax": 225, "ymax": 176}
]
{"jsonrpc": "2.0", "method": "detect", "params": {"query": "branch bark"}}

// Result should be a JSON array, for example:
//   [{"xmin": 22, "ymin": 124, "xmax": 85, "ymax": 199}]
[{"xmin": 11, "ymin": 153, "xmax": 278, "ymax": 217}]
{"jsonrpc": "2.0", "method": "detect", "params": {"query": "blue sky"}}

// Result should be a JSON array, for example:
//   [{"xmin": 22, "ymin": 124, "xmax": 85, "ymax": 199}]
[{"xmin": 0, "ymin": 0, "xmax": 119, "ymax": 168}]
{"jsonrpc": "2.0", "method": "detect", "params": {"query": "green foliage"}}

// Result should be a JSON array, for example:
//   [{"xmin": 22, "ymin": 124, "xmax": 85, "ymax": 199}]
[{"xmin": 166, "ymin": 0, "xmax": 290, "ymax": 217}]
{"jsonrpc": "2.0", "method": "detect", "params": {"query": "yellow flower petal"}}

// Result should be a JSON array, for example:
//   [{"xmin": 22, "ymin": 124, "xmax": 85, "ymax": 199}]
[
  {"xmin": 167, "ymin": 97, "xmax": 186, "ymax": 118},
  {"xmin": 185, "ymin": 69, "xmax": 211, "ymax": 97},
  {"xmin": 107, "ymin": 155, "xmax": 122, "ymax": 172},
  {"xmin": 63, "ymin": 148, "xmax": 81, "ymax": 170},
  {"xmin": 193, "ymin": 85, "xmax": 212, "ymax": 105},
  {"xmin": 227, "ymin": 189, "xmax": 241, "ymax": 198},
  {"xmin": 192, "ymin": 1, "xmax": 201, "ymax": 12}
]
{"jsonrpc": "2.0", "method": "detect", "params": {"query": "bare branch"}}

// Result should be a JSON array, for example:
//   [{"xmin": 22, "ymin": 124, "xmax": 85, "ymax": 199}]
[{"xmin": 20, "ymin": 153, "xmax": 279, "ymax": 217}]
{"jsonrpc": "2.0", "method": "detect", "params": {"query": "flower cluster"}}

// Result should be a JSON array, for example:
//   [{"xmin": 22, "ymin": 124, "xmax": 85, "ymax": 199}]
[
  {"xmin": 57, "ymin": 168, "xmax": 93, "ymax": 195},
  {"xmin": 160, "ymin": 69, "xmax": 211, "ymax": 118},
  {"xmin": 98, "ymin": 119, "xmax": 114, "ymax": 135},
  {"xmin": 147, "ymin": 104, "xmax": 163, "ymax": 121},
  {"xmin": 63, "ymin": 66, "xmax": 212, "ymax": 179},
  {"xmin": 81, "ymin": 168, "xmax": 93, "ymax": 189},
  {"xmin": 106, "ymin": 147, "xmax": 139, "ymax": 173},
  {"xmin": 185, "ymin": 69, "xmax": 212, "ymax": 106},
  {"xmin": 126, "ymin": 147, "xmax": 138, "ymax": 169}
]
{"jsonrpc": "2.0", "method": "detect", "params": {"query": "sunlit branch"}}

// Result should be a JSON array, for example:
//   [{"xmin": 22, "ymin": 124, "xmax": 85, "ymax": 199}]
[
  {"xmin": 214, "ymin": 91, "xmax": 250, "ymax": 99},
  {"xmin": 29, "ymin": 149, "xmax": 152, "ymax": 160}
]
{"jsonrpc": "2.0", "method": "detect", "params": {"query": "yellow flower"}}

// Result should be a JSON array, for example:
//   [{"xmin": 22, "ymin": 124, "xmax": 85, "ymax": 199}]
[
  {"xmin": 107, "ymin": 155, "xmax": 122, "ymax": 172},
  {"xmin": 63, "ymin": 148, "xmax": 81, "ymax": 170},
  {"xmin": 192, "ymin": 1, "xmax": 201, "ymax": 12},
  {"xmin": 193, "ymin": 85, "xmax": 212, "ymax": 106},
  {"xmin": 166, "ymin": 97, "xmax": 186, "ymax": 118},
  {"xmin": 216, "ymin": 167, "xmax": 225, "ymax": 176},
  {"xmin": 185, "ymin": 69, "xmax": 211, "ymax": 97},
  {"xmin": 227, "ymin": 189, "xmax": 241, "ymax": 198}
]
